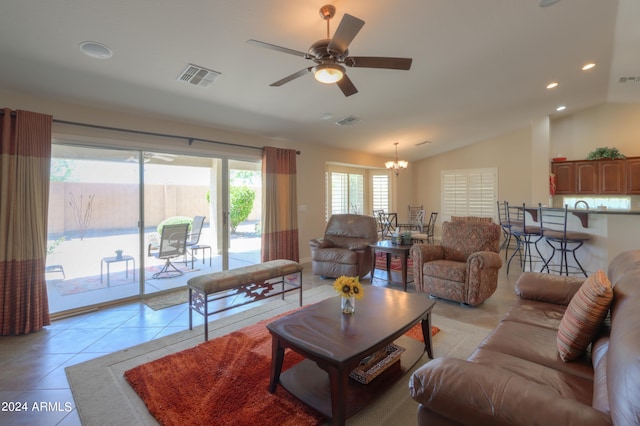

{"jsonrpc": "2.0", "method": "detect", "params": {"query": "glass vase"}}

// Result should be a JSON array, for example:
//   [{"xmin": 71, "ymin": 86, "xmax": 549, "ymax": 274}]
[{"xmin": 341, "ymin": 296, "xmax": 356, "ymax": 314}]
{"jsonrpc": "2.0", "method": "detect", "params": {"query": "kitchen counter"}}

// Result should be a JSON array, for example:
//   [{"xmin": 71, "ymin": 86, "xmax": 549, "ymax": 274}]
[
  {"xmin": 521, "ymin": 207, "xmax": 640, "ymax": 274},
  {"xmin": 528, "ymin": 208, "xmax": 640, "ymax": 228}
]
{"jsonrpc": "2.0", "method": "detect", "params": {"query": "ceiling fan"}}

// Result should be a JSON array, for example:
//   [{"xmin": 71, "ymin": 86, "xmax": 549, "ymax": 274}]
[{"xmin": 247, "ymin": 4, "xmax": 413, "ymax": 97}]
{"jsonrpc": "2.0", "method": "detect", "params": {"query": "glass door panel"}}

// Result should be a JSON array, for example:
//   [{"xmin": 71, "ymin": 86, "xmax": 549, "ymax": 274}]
[
  {"xmin": 142, "ymin": 152, "xmax": 217, "ymax": 295},
  {"xmin": 47, "ymin": 145, "xmax": 262, "ymax": 315},
  {"xmin": 228, "ymin": 159, "xmax": 261, "ymax": 269},
  {"xmin": 47, "ymin": 145, "xmax": 141, "ymax": 314}
]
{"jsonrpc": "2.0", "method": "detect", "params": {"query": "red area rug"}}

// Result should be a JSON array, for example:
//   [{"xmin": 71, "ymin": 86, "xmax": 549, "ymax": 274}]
[{"xmin": 124, "ymin": 311, "xmax": 439, "ymax": 426}]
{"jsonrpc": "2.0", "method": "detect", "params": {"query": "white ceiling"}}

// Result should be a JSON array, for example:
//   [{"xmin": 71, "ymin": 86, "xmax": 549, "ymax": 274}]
[{"xmin": 1, "ymin": 0, "xmax": 639, "ymax": 160}]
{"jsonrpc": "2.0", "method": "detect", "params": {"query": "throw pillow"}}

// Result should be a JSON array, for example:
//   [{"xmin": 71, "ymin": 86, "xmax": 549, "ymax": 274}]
[{"xmin": 557, "ymin": 270, "xmax": 613, "ymax": 362}]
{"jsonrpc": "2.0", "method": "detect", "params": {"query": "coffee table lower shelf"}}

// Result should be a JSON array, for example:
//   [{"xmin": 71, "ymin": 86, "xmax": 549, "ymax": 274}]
[{"xmin": 278, "ymin": 335, "xmax": 425, "ymax": 420}]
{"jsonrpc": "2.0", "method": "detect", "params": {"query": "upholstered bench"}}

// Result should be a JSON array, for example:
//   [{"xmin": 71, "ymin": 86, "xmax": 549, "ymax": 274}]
[{"xmin": 188, "ymin": 259, "xmax": 303, "ymax": 340}]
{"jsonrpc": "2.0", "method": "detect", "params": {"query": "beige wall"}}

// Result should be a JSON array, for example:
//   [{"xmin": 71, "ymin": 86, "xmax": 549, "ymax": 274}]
[
  {"xmin": 412, "ymin": 126, "xmax": 534, "ymax": 225},
  {"xmin": 3, "ymin": 90, "xmax": 396, "ymax": 263},
  {"xmin": 410, "ymin": 102, "xmax": 640, "ymax": 242},
  {"xmin": 413, "ymin": 102, "xmax": 640, "ymax": 220},
  {"xmin": 6, "ymin": 89, "xmax": 638, "ymax": 262},
  {"xmin": 551, "ymin": 103, "xmax": 640, "ymax": 160}
]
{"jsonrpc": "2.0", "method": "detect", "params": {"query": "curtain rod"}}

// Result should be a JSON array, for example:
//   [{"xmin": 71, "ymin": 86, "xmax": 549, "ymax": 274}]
[
  {"xmin": 0, "ymin": 111, "xmax": 300, "ymax": 154},
  {"xmin": 53, "ymin": 118, "xmax": 300, "ymax": 154}
]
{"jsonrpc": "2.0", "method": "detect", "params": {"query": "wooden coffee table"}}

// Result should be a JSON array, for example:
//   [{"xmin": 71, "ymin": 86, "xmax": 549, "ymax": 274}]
[
  {"xmin": 267, "ymin": 286, "xmax": 435, "ymax": 425},
  {"xmin": 370, "ymin": 240, "xmax": 414, "ymax": 291}
]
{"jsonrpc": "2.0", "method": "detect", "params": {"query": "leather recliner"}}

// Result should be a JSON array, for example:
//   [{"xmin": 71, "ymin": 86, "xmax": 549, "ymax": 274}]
[{"xmin": 309, "ymin": 214, "xmax": 378, "ymax": 279}]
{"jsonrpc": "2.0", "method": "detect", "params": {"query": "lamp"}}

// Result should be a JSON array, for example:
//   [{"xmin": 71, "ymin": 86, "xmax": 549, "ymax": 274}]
[
  {"xmin": 385, "ymin": 143, "xmax": 408, "ymax": 175},
  {"xmin": 313, "ymin": 64, "xmax": 344, "ymax": 84}
]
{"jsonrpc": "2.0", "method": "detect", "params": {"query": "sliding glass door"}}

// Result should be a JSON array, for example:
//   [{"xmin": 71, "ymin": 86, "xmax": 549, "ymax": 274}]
[
  {"xmin": 47, "ymin": 145, "xmax": 262, "ymax": 315},
  {"xmin": 47, "ymin": 145, "xmax": 141, "ymax": 313}
]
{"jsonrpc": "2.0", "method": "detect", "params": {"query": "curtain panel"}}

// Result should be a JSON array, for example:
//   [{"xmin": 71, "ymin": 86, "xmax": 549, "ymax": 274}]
[
  {"xmin": 261, "ymin": 147, "xmax": 299, "ymax": 262},
  {"xmin": 0, "ymin": 108, "xmax": 52, "ymax": 335}
]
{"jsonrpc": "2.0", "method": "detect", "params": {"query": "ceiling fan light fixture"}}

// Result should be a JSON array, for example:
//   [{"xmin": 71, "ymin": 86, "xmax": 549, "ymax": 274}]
[{"xmin": 313, "ymin": 64, "xmax": 344, "ymax": 84}]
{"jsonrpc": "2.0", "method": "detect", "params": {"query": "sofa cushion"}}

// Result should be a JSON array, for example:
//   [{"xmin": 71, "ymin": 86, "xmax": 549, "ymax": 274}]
[
  {"xmin": 557, "ymin": 270, "xmax": 613, "ymax": 362},
  {"xmin": 502, "ymin": 298, "xmax": 567, "ymax": 330},
  {"xmin": 478, "ymin": 320, "xmax": 594, "ymax": 380},
  {"xmin": 468, "ymin": 348, "xmax": 594, "ymax": 405}
]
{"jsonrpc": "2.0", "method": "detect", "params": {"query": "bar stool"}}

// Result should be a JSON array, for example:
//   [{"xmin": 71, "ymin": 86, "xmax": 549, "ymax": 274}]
[
  {"xmin": 497, "ymin": 201, "xmax": 516, "ymax": 261},
  {"xmin": 538, "ymin": 203, "xmax": 590, "ymax": 277},
  {"xmin": 507, "ymin": 202, "xmax": 543, "ymax": 274}
]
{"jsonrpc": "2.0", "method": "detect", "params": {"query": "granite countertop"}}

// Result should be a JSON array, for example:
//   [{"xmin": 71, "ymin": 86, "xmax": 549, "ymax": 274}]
[{"xmin": 569, "ymin": 208, "xmax": 640, "ymax": 215}]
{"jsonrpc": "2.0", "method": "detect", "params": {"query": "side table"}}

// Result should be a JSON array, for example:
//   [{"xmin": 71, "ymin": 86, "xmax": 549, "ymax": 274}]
[
  {"xmin": 370, "ymin": 240, "xmax": 413, "ymax": 291},
  {"xmin": 101, "ymin": 255, "xmax": 135, "ymax": 286}
]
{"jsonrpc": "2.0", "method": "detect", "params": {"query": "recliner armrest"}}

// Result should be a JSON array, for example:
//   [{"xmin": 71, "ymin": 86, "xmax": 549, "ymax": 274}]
[
  {"xmin": 467, "ymin": 251, "xmax": 502, "ymax": 269},
  {"xmin": 410, "ymin": 244, "xmax": 445, "ymax": 264},
  {"xmin": 515, "ymin": 272, "xmax": 585, "ymax": 306},
  {"xmin": 309, "ymin": 238, "xmax": 333, "ymax": 249},
  {"xmin": 347, "ymin": 241, "xmax": 370, "ymax": 251}
]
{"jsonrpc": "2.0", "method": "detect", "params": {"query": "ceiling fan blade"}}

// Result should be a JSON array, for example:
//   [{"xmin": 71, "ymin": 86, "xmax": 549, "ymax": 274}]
[
  {"xmin": 336, "ymin": 74, "xmax": 358, "ymax": 97},
  {"xmin": 246, "ymin": 39, "xmax": 308, "ymax": 58},
  {"xmin": 327, "ymin": 14, "xmax": 365, "ymax": 56},
  {"xmin": 269, "ymin": 67, "xmax": 313, "ymax": 87},
  {"xmin": 344, "ymin": 56, "xmax": 413, "ymax": 70}
]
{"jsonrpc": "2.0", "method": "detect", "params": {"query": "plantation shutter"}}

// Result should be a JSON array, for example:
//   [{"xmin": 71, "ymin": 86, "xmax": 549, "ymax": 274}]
[
  {"xmin": 441, "ymin": 168, "xmax": 497, "ymax": 221},
  {"xmin": 371, "ymin": 174, "xmax": 389, "ymax": 212},
  {"xmin": 330, "ymin": 172, "xmax": 348, "ymax": 215}
]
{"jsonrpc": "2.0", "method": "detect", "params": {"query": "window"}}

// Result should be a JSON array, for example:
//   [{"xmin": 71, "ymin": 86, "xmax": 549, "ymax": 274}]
[
  {"xmin": 441, "ymin": 168, "xmax": 497, "ymax": 221},
  {"xmin": 326, "ymin": 165, "xmax": 391, "ymax": 220},
  {"xmin": 371, "ymin": 174, "xmax": 390, "ymax": 212}
]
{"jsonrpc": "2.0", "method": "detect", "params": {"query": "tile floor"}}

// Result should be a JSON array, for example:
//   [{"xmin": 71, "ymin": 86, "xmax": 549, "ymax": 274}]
[{"xmin": 0, "ymin": 258, "xmax": 523, "ymax": 426}]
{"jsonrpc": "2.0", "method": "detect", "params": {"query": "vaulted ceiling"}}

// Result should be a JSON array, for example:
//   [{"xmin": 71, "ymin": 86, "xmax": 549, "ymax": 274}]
[{"xmin": 1, "ymin": 0, "xmax": 638, "ymax": 160}]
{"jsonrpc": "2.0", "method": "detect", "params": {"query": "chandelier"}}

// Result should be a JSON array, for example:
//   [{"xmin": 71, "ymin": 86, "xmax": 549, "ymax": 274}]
[{"xmin": 385, "ymin": 142, "xmax": 408, "ymax": 175}]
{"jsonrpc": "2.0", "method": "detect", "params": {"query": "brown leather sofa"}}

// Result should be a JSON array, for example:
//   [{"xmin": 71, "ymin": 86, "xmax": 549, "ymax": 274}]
[
  {"xmin": 409, "ymin": 249, "xmax": 640, "ymax": 425},
  {"xmin": 411, "ymin": 220, "xmax": 502, "ymax": 306},
  {"xmin": 309, "ymin": 214, "xmax": 378, "ymax": 279}
]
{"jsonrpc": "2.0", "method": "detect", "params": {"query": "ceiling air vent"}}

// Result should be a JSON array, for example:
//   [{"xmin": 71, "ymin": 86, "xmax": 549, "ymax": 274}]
[
  {"xmin": 335, "ymin": 115, "xmax": 360, "ymax": 126},
  {"xmin": 177, "ymin": 64, "xmax": 221, "ymax": 87},
  {"xmin": 618, "ymin": 76, "xmax": 640, "ymax": 83}
]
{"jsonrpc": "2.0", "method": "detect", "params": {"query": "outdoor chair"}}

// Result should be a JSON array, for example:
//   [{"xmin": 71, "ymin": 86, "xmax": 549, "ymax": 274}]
[
  {"xmin": 148, "ymin": 223, "xmax": 189, "ymax": 279},
  {"xmin": 184, "ymin": 215, "xmax": 211, "ymax": 268}
]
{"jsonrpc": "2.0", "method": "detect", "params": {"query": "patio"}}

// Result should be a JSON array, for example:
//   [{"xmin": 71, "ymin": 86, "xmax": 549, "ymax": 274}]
[{"xmin": 46, "ymin": 222, "xmax": 261, "ymax": 315}]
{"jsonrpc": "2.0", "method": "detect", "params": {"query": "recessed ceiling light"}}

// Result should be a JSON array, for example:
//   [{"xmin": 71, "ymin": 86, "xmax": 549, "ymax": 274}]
[
  {"xmin": 321, "ymin": 113, "xmax": 333, "ymax": 120},
  {"xmin": 546, "ymin": 82, "xmax": 559, "ymax": 89},
  {"xmin": 582, "ymin": 63, "xmax": 596, "ymax": 71},
  {"xmin": 79, "ymin": 41, "xmax": 113, "ymax": 59},
  {"xmin": 556, "ymin": 105, "xmax": 567, "ymax": 112}
]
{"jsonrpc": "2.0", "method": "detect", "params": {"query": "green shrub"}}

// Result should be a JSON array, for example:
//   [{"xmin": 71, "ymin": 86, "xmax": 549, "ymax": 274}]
[
  {"xmin": 157, "ymin": 216, "xmax": 192, "ymax": 235},
  {"xmin": 230, "ymin": 186, "xmax": 255, "ymax": 232}
]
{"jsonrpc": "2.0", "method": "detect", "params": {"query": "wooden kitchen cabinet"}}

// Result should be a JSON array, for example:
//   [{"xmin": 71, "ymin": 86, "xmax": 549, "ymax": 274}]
[
  {"xmin": 627, "ymin": 158, "xmax": 640, "ymax": 194},
  {"xmin": 576, "ymin": 161, "xmax": 598, "ymax": 194},
  {"xmin": 599, "ymin": 160, "xmax": 625, "ymax": 194},
  {"xmin": 551, "ymin": 162, "xmax": 575, "ymax": 194},
  {"xmin": 551, "ymin": 158, "xmax": 632, "ymax": 195}
]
